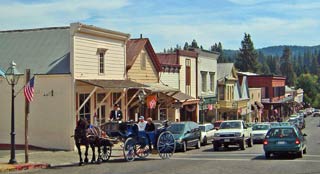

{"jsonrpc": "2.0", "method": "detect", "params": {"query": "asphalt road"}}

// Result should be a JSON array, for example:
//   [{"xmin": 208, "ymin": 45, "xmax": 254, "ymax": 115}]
[{"xmin": 12, "ymin": 115, "xmax": 320, "ymax": 174}]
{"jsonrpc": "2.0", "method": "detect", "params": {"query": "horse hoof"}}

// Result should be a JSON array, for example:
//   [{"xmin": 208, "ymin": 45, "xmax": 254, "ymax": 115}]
[
  {"xmin": 84, "ymin": 159, "xmax": 89, "ymax": 163},
  {"xmin": 91, "ymin": 160, "xmax": 96, "ymax": 164},
  {"xmin": 79, "ymin": 162, "xmax": 84, "ymax": 166}
]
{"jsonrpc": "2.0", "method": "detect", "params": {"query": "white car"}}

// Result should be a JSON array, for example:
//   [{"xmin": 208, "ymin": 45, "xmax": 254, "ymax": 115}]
[
  {"xmin": 199, "ymin": 123, "xmax": 216, "ymax": 145},
  {"xmin": 251, "ymin": 123, "xmax": 270, "ymax": 143}
]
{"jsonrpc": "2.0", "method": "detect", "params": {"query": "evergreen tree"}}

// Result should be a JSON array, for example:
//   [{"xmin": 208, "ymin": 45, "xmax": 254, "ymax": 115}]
[
  {"xmin": 183, "ymin": 42, "xmax": 189, "ymax": 50},
  {"xmin": 310, "ymin": 56, "xmax": 320, "ymax": 76},
  {"xmin": 295, "ymin": 73, "xmax": 320, "ymax": 107},
  {"xmin": 259, "ymin": 61, "xmax": 271, "ymax": 75},
  {"xmin": 235, "ymin": 33, "xmax": 259, "ymax": 72},
  {"xmin": 191, "ymin": 39, "xmax": 199, "ymax": 48},
  {"xmin": 280, "ymin": 47, "xmax": 296, "ymax": 86}
]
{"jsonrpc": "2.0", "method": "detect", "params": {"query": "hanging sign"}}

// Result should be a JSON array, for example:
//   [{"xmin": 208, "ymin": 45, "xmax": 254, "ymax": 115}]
[{"xmin": 147, "ymin": 95, "xmax": 157, "ymax": 109}]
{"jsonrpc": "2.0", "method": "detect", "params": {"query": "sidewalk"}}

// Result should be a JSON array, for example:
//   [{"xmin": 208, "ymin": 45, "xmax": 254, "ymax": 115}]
[{"xmin": 0, "ymin": 145, "xmax": 124, "ymax": 172}]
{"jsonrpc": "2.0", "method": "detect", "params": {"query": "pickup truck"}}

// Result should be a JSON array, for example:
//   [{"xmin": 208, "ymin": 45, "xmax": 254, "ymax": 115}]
[{"xmin": 212, "ymin": 120, "xmax": 253, "ymax": 151}]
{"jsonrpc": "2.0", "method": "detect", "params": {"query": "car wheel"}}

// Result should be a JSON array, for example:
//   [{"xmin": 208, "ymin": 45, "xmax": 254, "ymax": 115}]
[
  {"xmin": 265, "ymin": 152, "xmax": 271, "ymax": 159},
  {"xmin": 202, "ymin": 137, "xmax": 207, "ymax": 146},
  {"xmin": 303, "ymin": 147, "xmax": 307, "ymax": 154},
  {"xmin": 213, "ymin": 142, "xmax": 220, "ymax": 151},
  {"xmin": 182, "ymin": 141, "xmax": 187, "ymax": 152},
  {"xmin": 240, "ymin": 138, "xmax": 246, "ymax": 150},
  {"xmin": 248, "ymin": 136, "xmax": 253, "ymax": 147},
  {"xmin": 196, "ymin": 139, "xmax": 201, "ymax": 149}
]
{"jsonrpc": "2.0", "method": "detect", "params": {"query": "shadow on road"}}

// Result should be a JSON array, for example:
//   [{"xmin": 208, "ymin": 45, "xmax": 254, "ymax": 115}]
[
  {"xmin": 202, "ymin": 146, "xmax": 243, "ymax": 152},
  {"xmin": 48, "ymin": 158, "xmax": 159, "ymax": 169},
  {"xmin": 251, "ymin": 154, "xmax": 297, "ymax": 160}
]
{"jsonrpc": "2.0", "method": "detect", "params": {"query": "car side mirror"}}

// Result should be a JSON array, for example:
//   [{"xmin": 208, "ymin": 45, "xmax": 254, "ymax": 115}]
[
  {"xmin": 185, "ymin": 131, "xmax": 191, "ymax": 135},
  {"xmin": 303, "ymin": 133, "xmax": 307, "ymax": 136},
  {"xmin": 244, "ymin": 126, "xmax": 248, "ymax": 129},
  {"xmin": 215, "ymin": 128, "xmax": 219, "ymax": 130}
]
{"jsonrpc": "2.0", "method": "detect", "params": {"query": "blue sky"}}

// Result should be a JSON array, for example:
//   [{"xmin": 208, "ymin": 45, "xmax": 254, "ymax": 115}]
[{"xmin": 0, "ymin": 0, "xmax": 319, "ymax": 51}]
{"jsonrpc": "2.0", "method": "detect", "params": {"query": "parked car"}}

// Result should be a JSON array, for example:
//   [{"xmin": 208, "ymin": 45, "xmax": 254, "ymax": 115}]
[
  {"xmin": 298, "ymin": 110, "xmax": 307, "ymax": 118},
  {"xmin": 313, "ymin": 109, "xmax": 320, "ymax": 117},
  {"xmin": 288, "ymin": 117, "xmax": 300, "ymax": 128},
  {"xmin": 263, "ymin": 126, "xmax": 307, "ymax": 158},
  {"xmin": 252, "ymin": 123, "xmax": 270, "ymax": 143},
  {"xmin": 199, "ymin": 123, "xmax": 216, "ymax": 145},
  {"xmin": 167, "ymin": 121, "xmax": 201, "ymax": 152},
  {"xmin": 269, "ymin": 122, "xmax": 280, "ymax": 128},
  {"xmin": 213, "ymin": 120, "xmax": 253, "ymax": 151},
  {"xmin": 279, "ymin": 122, "xmax": 291, "ymax": 126}
]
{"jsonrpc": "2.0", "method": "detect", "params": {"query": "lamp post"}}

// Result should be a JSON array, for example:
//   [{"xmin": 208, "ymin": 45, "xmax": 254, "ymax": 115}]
[
  {"xmin": 5, "ymin": 61, "xmax": 22, "ymax": 164},
  {"xmin": 138, "ymin": 90, "xmax": 146, "ymax": 116}
]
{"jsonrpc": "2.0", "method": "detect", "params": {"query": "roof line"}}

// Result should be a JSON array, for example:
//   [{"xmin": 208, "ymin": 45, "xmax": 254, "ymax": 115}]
[{"xmin": 0, "ymin": 26, "xmax": 70, "ymax": 33}]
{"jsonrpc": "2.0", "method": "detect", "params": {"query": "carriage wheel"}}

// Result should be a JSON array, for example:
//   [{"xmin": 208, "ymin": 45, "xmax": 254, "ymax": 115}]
[
  {"xmin": 123, "ymin": 137, "xmax": 136, "ymax": 162},
  {"xmin": 157, "ymin": 131, "xmax": 176, "ymax": 159},
  {"xmin": 135, "ymin": 143, "xmax": 150, "ymax": 159},
  {"xmin": 100, "ymin": 145, "xmax": 112, "ymax": 162}
]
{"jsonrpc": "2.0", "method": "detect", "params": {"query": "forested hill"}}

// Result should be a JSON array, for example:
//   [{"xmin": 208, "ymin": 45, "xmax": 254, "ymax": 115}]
[{"xmin": 224, "ymin": 45, "xmax": 320, "ymax": 58}]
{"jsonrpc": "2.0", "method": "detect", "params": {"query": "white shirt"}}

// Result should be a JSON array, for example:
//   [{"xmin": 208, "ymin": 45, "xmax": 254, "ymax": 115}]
[{"xmin": 137, "ymin": 121, "xmax": 147, "ymax": 131}]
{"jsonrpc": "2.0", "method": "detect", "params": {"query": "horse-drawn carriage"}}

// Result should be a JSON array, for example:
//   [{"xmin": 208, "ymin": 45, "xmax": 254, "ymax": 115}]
[{"xmin": 100, "ymin": 120, "xmax": 176, "ymax": 162}]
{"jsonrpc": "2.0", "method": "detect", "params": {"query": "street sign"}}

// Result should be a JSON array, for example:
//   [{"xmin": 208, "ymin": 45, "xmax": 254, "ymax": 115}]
[{"xmin": 214, "ymin": 104, "xmax": 220, "ymax": 109}]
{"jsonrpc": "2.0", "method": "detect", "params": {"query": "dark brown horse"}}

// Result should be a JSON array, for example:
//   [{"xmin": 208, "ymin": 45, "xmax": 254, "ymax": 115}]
[{"xmin": 74, "ymin": 118, "xmax": 103, "ymax": 165}]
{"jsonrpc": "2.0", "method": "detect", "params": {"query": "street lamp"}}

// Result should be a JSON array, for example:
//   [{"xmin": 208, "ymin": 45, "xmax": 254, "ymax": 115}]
[
  {"xmin": 5, "ymin": 61, "xmax": 22, "ymax": 164},
  {"xmin": 199, "ymin": 97, "xmax": 205, "ymax": 124},
  {"xmin": 138, "ymin": 89, "xmax": 146, "ymax": 116}
]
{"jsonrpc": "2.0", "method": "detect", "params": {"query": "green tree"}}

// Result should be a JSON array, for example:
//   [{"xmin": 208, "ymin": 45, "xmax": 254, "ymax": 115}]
[
  {"xmin": 235, "ymin": 33, "xmax": 259, "ymax": 72},
  {"xmin": 191, "ymin": 39, "xmax": 199, "ymax": 48},
  {"xmin": 259, "ymin": 61, "xmax": 271, "ymax": 74},
  {"xmin": 280, "ymin": 47, "xmax": 296, "ymax": 86},
  {"xmin": 295, "ymin": 73, "xmax": 319, "ymax": 107},
  {"xmin": 183, "ymin": 42, "xmax": 189, "ymax": 50},
  {"xmin": 310, "ymin": 56, "xmax": 320, "ymax": 76}
]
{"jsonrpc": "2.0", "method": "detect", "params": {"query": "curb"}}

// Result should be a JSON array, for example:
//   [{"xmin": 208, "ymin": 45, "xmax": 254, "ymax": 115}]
[{"xmin": 0, "ymin": 163, "xmax": 49, "ymax": 172}]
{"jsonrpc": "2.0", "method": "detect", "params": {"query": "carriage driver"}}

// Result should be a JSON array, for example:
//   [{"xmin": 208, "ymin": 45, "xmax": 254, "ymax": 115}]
[{"xmin": 109, "ymin": 103, "xmax": 123, "ymax": 121}]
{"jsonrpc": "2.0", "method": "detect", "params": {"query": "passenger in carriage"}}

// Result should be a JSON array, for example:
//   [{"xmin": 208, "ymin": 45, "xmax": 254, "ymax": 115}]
[
  {"xmin": 109, "ymin": 103, "xmax": 123, "ymax": 121},
  {"xmin": 145, "ymin": 117, "xmax": 155, "ymax": 151},
  {"xmin": 137, "ymin": 116, "xmax": 147, "ymax": 131},
  {"xmin": 145, "ymin": 117, "xmax": 155, "ymax": 132}
]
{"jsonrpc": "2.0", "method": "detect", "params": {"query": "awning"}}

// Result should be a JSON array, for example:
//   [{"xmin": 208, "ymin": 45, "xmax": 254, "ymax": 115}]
[
  {"xmin": 255, "ymin": 101, "xmax": 263, "ymax": 109},
  {"xmin": 251, "ymin": 104, "xmax": 258, "ymax": 111},
  {"xmin": 78, "ymin": 79, "xmax": 147, "ymax": 89},
  {"xmin": 143, "ymin": 83, "xmax": 180, "ymax": 93},
  {"xmin": 166, "ymin": 91, "xmax": 195, "ymax": 101}
]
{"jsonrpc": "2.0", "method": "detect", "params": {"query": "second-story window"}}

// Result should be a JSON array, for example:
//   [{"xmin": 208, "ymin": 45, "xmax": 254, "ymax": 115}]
[
  {"xmin": 209, "ymin": 72, "xmax": 215, "ymax": 92},
  {"xmin": 185, "ymin": 59, "xmax": 191, "ymax": 95},
  {"xmin": 99, "ymin": 52, "xmax": 105, "ymax": 74},
  {"xmin": 97, "ymin": 48, "xmax": 107, "ymax": 74},
  {"xmin": 201, "ymin": 71, "xmax": 207, "ymax": 92}
]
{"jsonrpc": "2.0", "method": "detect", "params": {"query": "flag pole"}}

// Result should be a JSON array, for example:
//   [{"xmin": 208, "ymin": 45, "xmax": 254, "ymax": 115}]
[{"xmin": 24, "ymin": 69, "xmax": 30, "ymax": 163}]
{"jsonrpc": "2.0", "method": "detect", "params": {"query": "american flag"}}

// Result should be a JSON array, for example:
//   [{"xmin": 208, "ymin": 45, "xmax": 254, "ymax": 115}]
[{"xmin": 24, "ymin": 77, "xmax": 35, "ymax": 103}]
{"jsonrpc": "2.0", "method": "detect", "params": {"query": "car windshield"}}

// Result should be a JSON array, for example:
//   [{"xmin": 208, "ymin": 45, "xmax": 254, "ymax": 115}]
[
  {"xmin": 199, "ymin": 126, "xmax": 205, "ymax": 132},
  {"xmin": 252, "ymin": 124, "xmax": 270, "ymax": 130},
  {"xmin": 266, "ymin": 128, "xmax": 297, "ymax": 138},
  {"xmin": 280, "ymin": 122, "xmax": 290, "ymax": 126},
  {"xmin": 220, "ymin": 122, "xmax": 241, "ymax": 129},
  {"xmin": 167, "ymin": 124, "xmax": 185, "ymax": 134},
  {"xmin": 270, "ymin": 122, "xmax": 280, "ymax": 127}
]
